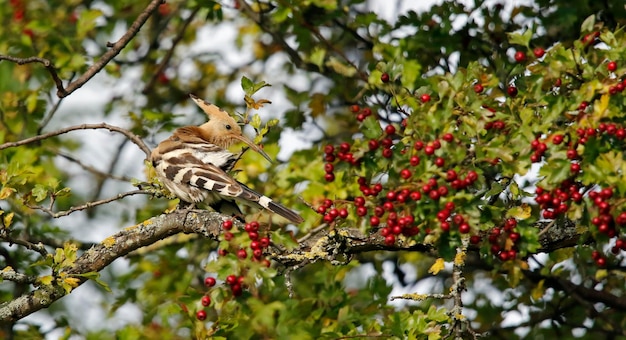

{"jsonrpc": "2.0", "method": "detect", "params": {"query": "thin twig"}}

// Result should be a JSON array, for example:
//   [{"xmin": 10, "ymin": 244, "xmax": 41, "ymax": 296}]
[
  {"xmin": 0, "ymin": 233, "xmax": 48, "ymax": 257},
  {"xmin": 27, "ymin": 189, "xmax": 149, "ymax": 218},
  {"xmin": 55, "ymin": 150, "xmax": 132, "ymax": 182},
  {"xmin": 142, "ymin": 6, "xmax": 200, "ymax": 94},
  {"xmin": 0, "ymin": 56, "xmax": 65, "ymax": 95},
  {"xmin": 60, "ymin": 0, "xmax": 164, "ymax": 97},
  {"xmin": 0, "ymin": 269, "xmax": 37, "ymax": 284},
  {"xmin": 0, "ymin": 123, "xmax": 151, "ymax": 159}
]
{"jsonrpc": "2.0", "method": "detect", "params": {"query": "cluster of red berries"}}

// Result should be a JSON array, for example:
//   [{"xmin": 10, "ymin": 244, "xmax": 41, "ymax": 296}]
[
  {"xmin": 350, "ymin": 104, "xmax": 374, "ymax": 122},
  {"xmin": 588, "ymin": 188, "xmax": 622, "ymax": 237},
  {"xmin": 435, "ymin": 201, "xmax": 471, "ymax": 234},
  {"xmin": 323, "ymin": 143, "xmax": 361, "ymax": 182},
  {"xmin": 196, "ymin": 220, "xmax": 272, "ymax": 321},
  {"xmin": 535, "ymin": 182, "xmax": 583, "ymax": 220},
  {"xmin": 486, "ymin": 218, "xmax": 521, "ymax": 261},
  {"xmin": 222, "ymin": 220, "xmax": 271, "ymax": 265},
  {"xmin": 317, "ymin": 199, "xmax": 349, "ymax": 223},
  {"xmin": 513, "ymin": 48, "xmax": 546, "ymax": 64}
]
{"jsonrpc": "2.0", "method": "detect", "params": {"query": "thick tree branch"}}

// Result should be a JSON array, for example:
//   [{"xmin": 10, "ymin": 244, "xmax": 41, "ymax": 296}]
[
  {"xmin": 0, "ymin": 0, "xmax": 163, "ymax": 98},
  {"xmin": 0, "ymin": 210, "xmax": 224, "ymax": 324},
  {"xmin": 0, "ymin": 123, "xmax": 151, "ymax": 159}
]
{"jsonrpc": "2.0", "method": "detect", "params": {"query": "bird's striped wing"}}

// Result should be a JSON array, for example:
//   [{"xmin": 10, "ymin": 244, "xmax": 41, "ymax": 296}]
[{"xmin": 184, "ymin": 162, "xmax": 303, "ymax": 224}]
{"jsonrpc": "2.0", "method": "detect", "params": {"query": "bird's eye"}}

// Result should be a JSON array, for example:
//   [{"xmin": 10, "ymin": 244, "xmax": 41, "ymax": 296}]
[{"xmin": 225, "ymin": 124, "xmax": 232, "ymax": 130}]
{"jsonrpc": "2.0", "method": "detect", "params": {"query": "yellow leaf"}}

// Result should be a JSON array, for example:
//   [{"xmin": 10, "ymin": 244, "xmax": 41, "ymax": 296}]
[
  {"xmin": 308, "ymin": 93, "xmax": 326, "ymax": 117},
  {"xmin": 0, "ymin": 187, "xmax": 15, "ymax": 199},
  {"xmin": 506, "ymin": 203, "xmax": 531, "ymax": 220},
  {"xmin": 64, "ymin": 277, "xmax": 80, "ymax": 288},
  {"xmin": 3, "ymin": 212, "xmax": 14, "ymax": 228},
  {"xmin": 531, "ymin": 279, "xmax": 545, "ymax": 300},
  {"xmin": 593, "ymin": 93, "xmax": 610, "ymax": 119},
  {"xmin": 2, "ymin": 266, "xmax": 13, "ymax": 272},
  {"xmin": 595, "ymin": 269, "xmax": 608, "ymax": 281},
  {"xmin": 38, "ymin": 275, "xmax": 54, "ymax": 285},
  {"xmin": 429, "ymin": 258, "xmax": 445, "ymax": 275}
]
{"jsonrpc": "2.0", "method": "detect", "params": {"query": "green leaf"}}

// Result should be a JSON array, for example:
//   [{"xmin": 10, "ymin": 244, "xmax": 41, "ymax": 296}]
[
  {"xmin": 241, "ymin": 76, "xmax": 253, "ymax": 94},
  {"xmin": 580, "ymin": 14, "xmax": 596, "ymax": 33},
  {"xmin": 32, "ymin": 184, "xmax": 48, "ymax": 202},
  {"xmin": 362, "ymin": 116, "xmax": 382, "ymax": 139}
]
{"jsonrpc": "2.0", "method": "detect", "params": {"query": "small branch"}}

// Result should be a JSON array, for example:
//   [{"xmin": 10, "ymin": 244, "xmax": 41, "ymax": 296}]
[
  {"xmin": 0, "ymin": 234, "xmax": 48, "ymax": 258},
  {"xmin": 59, "ymin": 0, "xmax": 164, "ymax": 97},
  {"xmin": 142, "ymin": 7, "xmax": 200, "ymax": 94},
  {"xmin": 0, "ymin": 0, "xmax": 163, "ymax": 98},
  {"xmin": 55, "ymin": 151, "xmax": 132, "ymax": 183},
  {"xmin": 27, "ymin": 189, "xmax": 149, "ymax": 218},
  {"xmin": 0, "ymin": 268, "xmax": 37, "ymax": 284},
  {"xmin": 0, "ymin": 123, "xmax": 151, "ymax": 159},
  {"xmin": 0, "ymin": 56, "xmax": 65, "ymax": 95}
]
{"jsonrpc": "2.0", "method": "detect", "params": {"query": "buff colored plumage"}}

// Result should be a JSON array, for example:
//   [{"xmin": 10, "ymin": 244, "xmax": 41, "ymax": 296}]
[{"xmin": 150, "ymin": 94, "xmax": 303, "ymax": 224}]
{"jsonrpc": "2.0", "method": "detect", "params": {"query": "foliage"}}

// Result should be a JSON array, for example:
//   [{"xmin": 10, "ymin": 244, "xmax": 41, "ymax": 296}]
[{"xmin": 1, "ymin": 0, "xmax": 626, "ymax": 339}]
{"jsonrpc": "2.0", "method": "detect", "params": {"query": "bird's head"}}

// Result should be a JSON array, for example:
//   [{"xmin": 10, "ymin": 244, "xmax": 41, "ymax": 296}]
[{"xmin": 190, "ymin": 94, "xmax": 273, "ymax": 163}]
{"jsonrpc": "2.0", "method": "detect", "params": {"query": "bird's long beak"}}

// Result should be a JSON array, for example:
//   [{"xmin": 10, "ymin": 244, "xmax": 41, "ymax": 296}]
[{"xmin": 232, "ymin": 134, "xmax": 274, "ymax": 164}]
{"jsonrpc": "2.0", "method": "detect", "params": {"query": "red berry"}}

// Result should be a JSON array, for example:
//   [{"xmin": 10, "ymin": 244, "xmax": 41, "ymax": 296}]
[
  {"xmin": 514, "ymin": 51, "xmax": 526, "ymax": 63},
  {"xmin": 414, "ymin": 141, "xmax": 424, "ymax": 150},
  {"xmin": 338, "ymin": 208, "xmax": 348, "ymax": 218},
  {"xmin": 196, "ymin": 310, "xmax": 207, "ymax": 321},
  {"xmin": 368, "ymin": 139, "xmax": 379, "ymax": 150},
  {"xmin": 434, "ymin": 157, "xmax": 445, "ymax": 167},
  {"xmin": 324, "ymin": 163, "xmax": 334, "ymax": 173},
  {"xmin": 410, "ymin": 191, "xmax": 421, "ymax": 201},
  {"xmin": 201, "ymin": 296, "xmax": 211, "ymax": 307},
  {"xmin": 325, "ymin": 173, "xmax": 335, "ymax": 182},
  {"xmin": 507, "ymin": 85, "xmax": 518, "ymax": 97},
  {"xmin": 350, "ymin": 104, "xmax": 360, "ymax": 113},
  {"xmin": 225, "ymin": 275, "xmax": 237, "ymax": 285},
  {"xmin": 410, "ymin": 155, "xmax": 420, "ymax": 166},
  {"xmin": 400, "ymin": 168, "xmax": 412, "ymax": 179},
  {"xmin": 570, "ymin": 163, "xmax": 580, "ymax": 173},
  {"xmin": 237, "ymin": 249, "xmax": 247, "ymax": 259},
  {"xmin": 158, "ymin": 3, "xmax": 171, "ymax": 16},
  {"xmin": 382, "ymin": 148, "xmax": 393, "ymax": 158},
  {"xmin": 442, "ymin": 133, "xmax": 454, "ymax": 142},
  {"xmin": 384, "ymin": 235, "xmax": 395, "ymax": 245},
  {"xmin": 470, "ymin": 235, "xmax": 481, "ymax": 244},
  {"xmin": 231, "ymin": 283, "xmax": 243, "ymax": 296},
  {"xmin": 385, "ymin": 125, "xmax": 396, "ymax": 135},
  {"xmin": 608, "ymin": 61, "xmax": 617, "ymax": 72},
  {"xmin": 204, "ymin": 277, "xmax": 216, "ymax": 287},
  {"xmin": 474, "ymin": 84, "xmax": 484, "ymax": 93},
  {"xmin": 459, "ymin": 223, "xmax": 470, "ymax": 234},
  {"xmin": 324, "ymin": 145, "xmax": 334, "ymax": 154},
  {"xmin": 446, "ymin": 169, "xmax": 457, "ymax": 182},
  {"xmin": 370, "ymin": 216, "xmax": 380, "ymax": 226},
  {"xmin": 420, "ymin": 94, "xmax": 431, "ymax": 103},
  {"xmin": 356, "ymin": 206, "xmax": 367, "ymax": 216},
  {"xmin": 533, "ymin": 47, "xmax": 545, "ymax": 58},
  {"xmin": 381, "ymin": 72, "xmax": 390, "ymax": 83},
  {"xmin": 222, "ymin": 220, "xmax": 233, "ymax": 230},
  {"xmin": 552, "ymin": 134, "xmax": 563, "ymax": 145}
]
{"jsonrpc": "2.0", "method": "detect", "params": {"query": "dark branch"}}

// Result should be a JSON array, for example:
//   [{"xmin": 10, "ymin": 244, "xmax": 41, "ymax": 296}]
[
  {"xmin": 0, "ymin": 0, "xmax": 163, "ymax": 98},
  {"xmin": 0, "ymin": 123, "xmax": 151, "ymax": 159},
  {"xmin": 0, "ymin": 56, "xmax": 65, "ymax": 95}
]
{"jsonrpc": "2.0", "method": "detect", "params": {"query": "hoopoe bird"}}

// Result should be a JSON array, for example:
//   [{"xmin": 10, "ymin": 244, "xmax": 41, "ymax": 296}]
[{"xmin": 150, "ymin": 94, "xmax": 304, "ymax": 224}]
